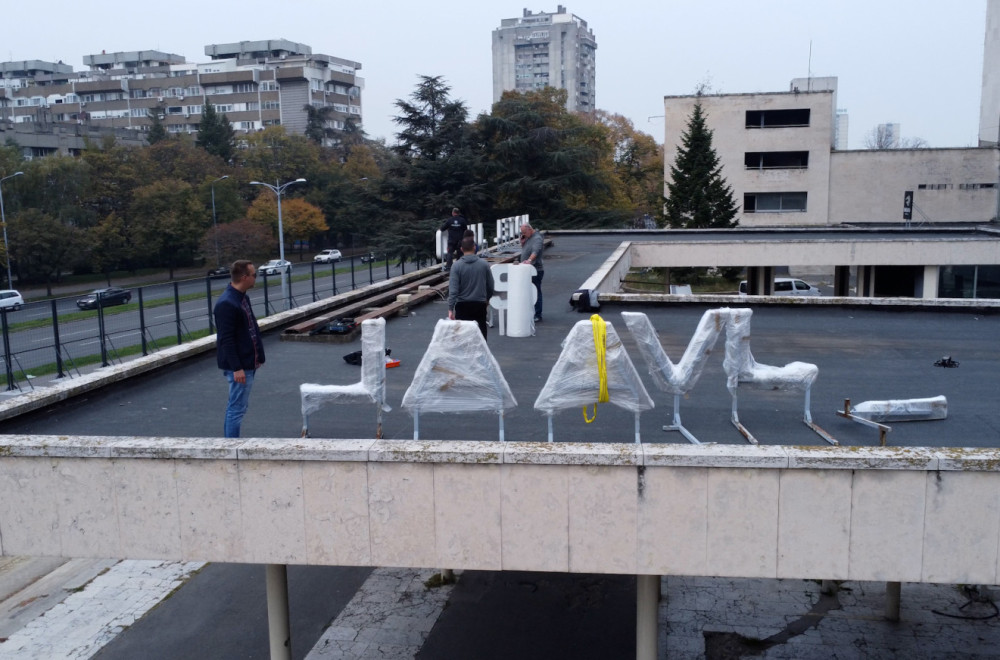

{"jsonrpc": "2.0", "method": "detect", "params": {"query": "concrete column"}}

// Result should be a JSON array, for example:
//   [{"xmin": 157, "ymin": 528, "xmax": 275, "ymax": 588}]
[
  {"xmin": 266, "ymin": 564, "xmax": 292, "ymax": 660},
  {"xmin": 636, "ymin": 574, "xmax": 659, "ymax": 660},
  {"xmin": 885, "ymin": 581, "xmax": 901, "ymax": 621},
  {"xmin": 922, "ymin": 265, "xmax": 940, "ymax": 299},
  {"xmin": 834, "ymin": 266, "xmax": 852, "ymax": 296},
  {"xmin": 857, "ymin": 266, "xmax": 874, "ymax": 297}
]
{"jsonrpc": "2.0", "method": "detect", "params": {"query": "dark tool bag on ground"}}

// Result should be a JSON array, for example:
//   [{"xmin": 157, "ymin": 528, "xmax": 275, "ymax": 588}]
[
  {"xmin": 311, "ymin": 318, "xmax": 357, "ymax": 335},
  {"xmin": 343, "ymin": 347, "xmax": 392, "ymax": 366},
  {"xmin": 571, "ymin": 288, "xmax": 600, "ymax": 313}
]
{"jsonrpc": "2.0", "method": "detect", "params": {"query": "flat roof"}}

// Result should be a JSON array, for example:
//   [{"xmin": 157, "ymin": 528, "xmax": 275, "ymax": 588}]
[{"xmin": 1, "ymin": 232, "xmax": 995, "ymax": 450}]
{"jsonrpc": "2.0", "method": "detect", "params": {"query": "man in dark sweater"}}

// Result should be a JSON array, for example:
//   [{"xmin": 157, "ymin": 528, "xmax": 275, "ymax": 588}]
[
  {"xmin": 214, "ymin": 260, "xmax": 265, "ymax": 437},
  {"xmin": 439, "ymin": 207, "xmax": 469, "ymax": 272},
  {"xmin": 448, "ymin": 236, "xmax": 495, "ymax": 339}
]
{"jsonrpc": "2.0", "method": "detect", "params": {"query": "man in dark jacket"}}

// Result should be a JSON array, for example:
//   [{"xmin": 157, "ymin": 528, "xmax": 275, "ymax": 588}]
[
  {"xmin": 439, "ymin": 207, "xmax": 469, "ymax": 272},
  {"xmin": 214, "ymin": 260, "xmax": 265, "ymax": 437},
  {"xmin": 448, "ymin": 237, "xmax": 495, "ymax": 338}
]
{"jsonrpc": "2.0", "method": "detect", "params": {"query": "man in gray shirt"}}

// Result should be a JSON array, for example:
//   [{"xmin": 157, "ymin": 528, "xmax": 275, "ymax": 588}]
[
  {"xmin": 518, "ymin": 223, "xmax": 545, "ymax": 322},
  {"xmin": 448, "ymin": 236, "xmax": 495, "ymax": 338}
]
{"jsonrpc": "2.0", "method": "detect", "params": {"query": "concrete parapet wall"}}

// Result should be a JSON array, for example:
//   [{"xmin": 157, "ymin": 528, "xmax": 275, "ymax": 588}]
[{"xmin": 1, "ymin": 436, "xmax": 998, "ymax": 584}]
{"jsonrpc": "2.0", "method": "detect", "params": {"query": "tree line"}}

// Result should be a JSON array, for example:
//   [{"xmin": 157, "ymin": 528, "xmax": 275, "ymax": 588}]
[{"xmin": 0, "ymin": 76, "xmax": 668, "ymax": 294}]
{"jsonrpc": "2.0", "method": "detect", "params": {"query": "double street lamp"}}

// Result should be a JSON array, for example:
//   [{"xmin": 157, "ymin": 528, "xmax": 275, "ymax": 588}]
[
  {"xmin": 0, "ymin": 171, "xmax": 23, "ymax": 289},
  {"xmin": 249, "ymin": 178, "xmax": 306, "ymax": 309}
]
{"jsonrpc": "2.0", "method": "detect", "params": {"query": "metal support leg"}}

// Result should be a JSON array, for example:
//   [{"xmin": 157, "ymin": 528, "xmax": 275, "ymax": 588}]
[
  {"xmin": 414, "ymin": 410, "xmax": 420, "ymax": 440},
  {"xmin": 636, "ymin": 574, "xmax": 659, "ymax": 660},
  {"xmin": 547, "ymin": 414, "xmax": 554, "ymax": 443},
  {"xmin": 265, "ymin": 564, "xmax": 291, "ymax": 660},
  {"xmin": 662, "ymin": 393, "xmax": 701, "ymax": 444},
  {"xmin": 498, "ymin": 410, "xmax": 505, "ymax": 442},
  {"xmin": 634, "ymin": 413, "xmax": 640, "ymax": 444},
  {"xmin": 730, "ymin": 395, "xmax": 758, "ymax": 444},
  {"xmin": 803, "ymin": 388, "xmax": 839, "ymax": 445},
  {"xmin": 885, "ymin": 581, "xmax": 901, "ymax": 621}
]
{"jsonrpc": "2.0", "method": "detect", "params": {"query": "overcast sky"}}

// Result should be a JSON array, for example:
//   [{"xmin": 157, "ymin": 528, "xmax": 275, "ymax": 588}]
[{"xmin": 6, "ymin": 0, "xmax": 990, "ymax": 150}]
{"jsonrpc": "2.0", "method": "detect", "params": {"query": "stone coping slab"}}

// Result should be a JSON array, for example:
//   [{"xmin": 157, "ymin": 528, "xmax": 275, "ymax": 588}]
[{"xmin": 2, "ymin": 436, "xmax": 1000, "ymax": 471}]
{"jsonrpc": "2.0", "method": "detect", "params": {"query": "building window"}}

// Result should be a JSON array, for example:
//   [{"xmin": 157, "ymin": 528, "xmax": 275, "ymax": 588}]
[
  {"xmin": 939, "ymin": 265, "xmax": 1000, "ymax": 299},
  {"xmin": 745, "ymin": 109, "xmax": 810, "ymax": 128},
  {"xmin": 958, "ymin": 183, "xmax": 996, "ymax": 190},
  {"xmin": 260, "ymin": 81, "xmax": 278, "ymax": 91},
  {"xmin": 235, "ymin": 83, "xmax": 255, "ymax": 93},
  {"xmin": 743, "ymin": 192, "xmax": 807, "ymax": 213},
  {"xmin": 262, "ymin": 100, "xmax": 280, "ymax": 110},
  {"xmin": 918, "ymin": 184, "xmax": 952, "ymax": 190},
  {"xmin": 744, "ymin": 151, "xmax": 809, "ymax": 169}
]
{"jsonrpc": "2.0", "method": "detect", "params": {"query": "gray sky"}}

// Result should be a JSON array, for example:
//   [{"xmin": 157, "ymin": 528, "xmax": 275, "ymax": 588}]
[{"xmin": 7, "ymin": 0, "xmax": 989, "ymax": 149}]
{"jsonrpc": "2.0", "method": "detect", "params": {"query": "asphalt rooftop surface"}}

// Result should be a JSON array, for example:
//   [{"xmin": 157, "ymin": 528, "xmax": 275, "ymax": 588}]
[{"xmin": 2, "ymin": 232, "xmax": 999, "ymax": 659}]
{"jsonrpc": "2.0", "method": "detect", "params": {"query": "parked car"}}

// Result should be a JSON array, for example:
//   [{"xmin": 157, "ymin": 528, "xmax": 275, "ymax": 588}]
[
  {"xmin": 738, "ymin": 278, "xmax": 822, "ymax": 296},
  {"xmin": 313, "ymin": 249, "xmax": 342, "ymax": 264},
  {"xmin": 0, "ymin": 289, "xmax": 23, "ymax": 311},
  {"xmin": 258, "ymin": 259, "xmax": 292, "ymax": 276},
  {"xmin": 207, "ymin": 265, "xmax": 231, "ymax": 279},
  {"xmin": 76, "ymin": 287, "xmax": 132, "ymax": 310},
  {"xmin": 360, "ymin": 252, "xmax": 377, "ymax": 264}
]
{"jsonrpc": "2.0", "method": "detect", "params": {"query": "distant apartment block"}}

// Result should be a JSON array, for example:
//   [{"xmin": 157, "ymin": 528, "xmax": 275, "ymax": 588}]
[
  {"xmin": 0, "ymin": 39, "xmax": 363, "ymax": 157},
  {"xmin": 980, "ymin": 0, "xmax": 1000, "ymax": 145},
  {"xmin": 492, "ymin": 5, "xmax": 597, "ymax": 114}
]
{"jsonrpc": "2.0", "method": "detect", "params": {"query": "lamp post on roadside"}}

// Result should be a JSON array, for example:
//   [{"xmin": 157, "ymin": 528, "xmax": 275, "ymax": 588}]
[
  {"xmin": 210, "ymin": 175, "xmax": 229, "ymax": 268},
  {"xmin": 0, "ymin": 171, "xmax": 24, "ymax": 289},
  {"xmin": 249, "ymin": 178, "xmax": 306, "ymax": 309}
]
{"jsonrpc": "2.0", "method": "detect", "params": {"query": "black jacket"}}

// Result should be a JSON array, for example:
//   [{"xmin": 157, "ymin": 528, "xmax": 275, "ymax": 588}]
[{"xmin": 214, "ymin": 284, "xmax": 265, "ymax": 371}]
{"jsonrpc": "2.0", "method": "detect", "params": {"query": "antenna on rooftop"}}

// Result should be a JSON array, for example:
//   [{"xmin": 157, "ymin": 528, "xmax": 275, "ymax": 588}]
[{"xmin": 807, "ymin": 40, "xmax": 813, "ymax": 91}]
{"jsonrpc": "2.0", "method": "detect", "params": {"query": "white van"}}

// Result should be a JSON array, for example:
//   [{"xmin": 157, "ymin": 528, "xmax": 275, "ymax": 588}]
[
  {"xmin": 738, "ymin": 278, "xmax": 821, "ymax": 296},
  {"xmin": 0, "ymin": 290, "xmax": 23, "ymax": 310}
]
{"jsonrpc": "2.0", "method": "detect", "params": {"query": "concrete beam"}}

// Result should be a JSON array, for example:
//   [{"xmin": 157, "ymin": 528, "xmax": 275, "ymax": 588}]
[{"xmin": 0, "ymin": 437, "xmax": 998, "ymax": 585}]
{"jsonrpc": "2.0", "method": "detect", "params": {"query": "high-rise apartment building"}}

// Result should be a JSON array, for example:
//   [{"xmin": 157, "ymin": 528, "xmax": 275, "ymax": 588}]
[
  {"xmin": 0, "ymin": 39, "xmax": 363, "ymax": 157},
  {"xmin": 492, "ymin": 5, "xmax": 597, "ymax": 114}
]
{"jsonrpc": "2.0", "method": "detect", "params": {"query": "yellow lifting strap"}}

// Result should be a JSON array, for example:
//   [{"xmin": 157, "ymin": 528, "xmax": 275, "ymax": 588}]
[{"xmin": 583, "ymin": 314, "xmax": 610, "ymax": 423}]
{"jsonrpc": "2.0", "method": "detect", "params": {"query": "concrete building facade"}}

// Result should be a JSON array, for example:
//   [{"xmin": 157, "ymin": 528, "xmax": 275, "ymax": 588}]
[
  {"xmin": 492, "ymin": 5, "xmax": 597, "ymax": 114},
  {"xmin": 0, "ymin": 39, "xmax": 363, "ymax": 157},
  {"xmin": 980, "ymin": 0, "xmax": 1000, "ymax": 146},
  {"xmin": 663, "ymin": 80, "xmax": 1000, "ymax": 227}
]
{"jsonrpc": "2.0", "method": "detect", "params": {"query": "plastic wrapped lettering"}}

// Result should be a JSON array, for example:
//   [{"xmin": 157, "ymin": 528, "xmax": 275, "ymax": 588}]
[
  {"xmin": 621, "ymin": 309, "xmax": 729, "ymax": 444},
  {"xmin": 400, "ymin": 319, "xmax": 516, "ymax": 440},
  {"xmin": 534, "ymin": 316, "xmax": 653, "ymax": 442},
  {"xmin": 851, "ymin": 395, "xmax": 947, "ymax": 423},
  {"xmin": 300, "ymin": 317, "xmax": 391, "ymax": 437},
  {"xmin": 721, "ymin": 308, "xmax": 831, "ymax": 444}
]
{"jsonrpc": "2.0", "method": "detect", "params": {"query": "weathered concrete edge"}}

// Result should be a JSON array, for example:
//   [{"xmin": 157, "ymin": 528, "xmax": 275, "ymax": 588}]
[
  {"xmin": 5, "ymin": 436, "xmax": 997, "ymax": 471},
  {"xmin": 0, "ymin": 267, "xmax": 441, "ymax": 423}
]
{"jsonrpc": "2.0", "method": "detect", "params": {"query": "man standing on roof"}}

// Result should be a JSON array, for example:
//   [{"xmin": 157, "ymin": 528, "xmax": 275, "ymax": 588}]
[
  {"xmin": 214, "ymin": 260, "xmax": 265, "ymax": 438},
  {"xmin": 439, "ymin": 207, "xmax": 469, "ymax": 272},
  {"xmin": 518, "ymin": 223, "xmax": 545, "ymax": 323},
  {"xmin": 448, "ymin": 236, "xmax": 495, "ymax": 339}
]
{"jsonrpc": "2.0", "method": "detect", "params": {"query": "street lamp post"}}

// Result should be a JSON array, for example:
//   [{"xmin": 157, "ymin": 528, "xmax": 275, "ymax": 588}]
[
  {"xmin": 0, "ymin": 171, "xmax": 24, "ymax": 289},
  {"xmin": 210, "ymin": 175, "xmax": 229, "ymax": 267},
  {"xmin": 249, "ymin": 178, "xmax": 306, "ymax": 309}
]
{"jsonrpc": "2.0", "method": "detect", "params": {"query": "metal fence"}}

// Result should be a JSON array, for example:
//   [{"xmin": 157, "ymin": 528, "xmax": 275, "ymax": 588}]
[{"xmin": 0, "ymin": 252, "xmax": 416, "ymax": 392}]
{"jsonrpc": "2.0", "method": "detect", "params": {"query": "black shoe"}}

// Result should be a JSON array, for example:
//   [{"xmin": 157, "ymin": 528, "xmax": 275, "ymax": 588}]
[{"xmin": 534, "ymin": 315, "xmax": 543, "ymax": 323}]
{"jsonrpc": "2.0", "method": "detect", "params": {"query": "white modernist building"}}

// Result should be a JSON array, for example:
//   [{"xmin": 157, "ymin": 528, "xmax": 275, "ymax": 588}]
[
  {"xmin": 663, "ymin": 78, "xmax": 1000, "ymax": 228},
  {"xmin": 492, "ymin": 5, "xmax": 597, "ymax": 114}
]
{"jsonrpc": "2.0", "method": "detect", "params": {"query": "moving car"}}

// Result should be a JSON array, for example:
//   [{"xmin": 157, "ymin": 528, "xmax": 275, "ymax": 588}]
[
  {"xmin": 360, "ymin": 253, "xmax": 377, "ymax": 264},
  {"xmin": 313, "ymin": 249, "xmax": 342, "ymax": 264},
  {"xmin": 207, "ymin": 265, "xmax": 231, "ymax": 279},
  {"xmin": 738, "ymin": 278, "xmax": 822, "ymax": 296},
  {"xmin": 0, "ymin": 290, "xmax": 23, "ymax": 311},
  {"xmin": 76, "ymin": 287, "xmax": 132, "ymax": 310},
  {"xmin": 258, "ymin": 259, "xmax": 292, "ymax": 276}
]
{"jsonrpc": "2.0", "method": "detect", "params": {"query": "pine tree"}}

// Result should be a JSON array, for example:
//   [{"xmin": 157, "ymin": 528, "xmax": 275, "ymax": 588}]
[{"xmin": 664, "ymin": 101, "xmax": 738, "ymax": 229}]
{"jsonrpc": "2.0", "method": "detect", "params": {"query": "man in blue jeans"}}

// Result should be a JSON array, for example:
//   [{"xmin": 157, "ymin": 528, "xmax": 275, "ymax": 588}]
[
  {"xmin": 214, "ymin": 260, "xmax": 265, "ymax": 438},
  {"xmin": 518, "ymin": 224, "xmax": 545, "ymax": 322}
]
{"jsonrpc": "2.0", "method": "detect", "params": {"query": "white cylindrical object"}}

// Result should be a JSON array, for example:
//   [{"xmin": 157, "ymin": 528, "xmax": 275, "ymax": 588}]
[{"xmin": 506, "ymin": 264, "xmax": 536, "ymax": 337}]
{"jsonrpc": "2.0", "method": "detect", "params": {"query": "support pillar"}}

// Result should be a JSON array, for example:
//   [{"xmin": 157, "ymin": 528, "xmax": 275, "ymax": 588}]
[
  {"xmin": 745, "ymin": 266, "xmax": 774, "ymax": 295},
  {"xmin": 636, "ymin": 574, "xmax": 659, "ymax": 660},
  {"xmin": 857, "ymin": 266, "xmax": 875, "ymax": 297},
  {"xmin": 885, "ymin": 581, "xmax": 901, "ymax": 621},
  {"xmin": 921, "ymin": 265, "xmax": 940, "ymax": 299},
  {"xmin": 833, "ymin": 266, "xmax": 852, "ymax": 297},
  {"xmin": 266, "ymin": 564, "xmax": 292, "ymax": 660}
]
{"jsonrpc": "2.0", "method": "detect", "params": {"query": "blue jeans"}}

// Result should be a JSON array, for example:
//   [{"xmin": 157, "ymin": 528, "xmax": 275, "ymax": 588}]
[
  {"xmin": 532, "ymin": 270, "xmax": 544, "ymax": 318},
  {"xmin": 224, "ymin": 369, "xmax": 255, "ymax": 438}
]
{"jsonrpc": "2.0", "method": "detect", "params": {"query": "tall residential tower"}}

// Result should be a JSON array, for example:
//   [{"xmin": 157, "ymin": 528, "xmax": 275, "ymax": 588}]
[{"xmin": 492, "ymin": 6, "xmax": 597, "ymax": 114}]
